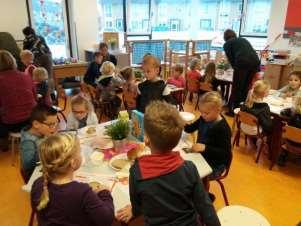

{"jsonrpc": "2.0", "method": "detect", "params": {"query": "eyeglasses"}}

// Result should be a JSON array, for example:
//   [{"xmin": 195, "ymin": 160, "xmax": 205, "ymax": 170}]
[{"xmin": 41, "ymin": 121, "xmax": 58, "ymax": 129}]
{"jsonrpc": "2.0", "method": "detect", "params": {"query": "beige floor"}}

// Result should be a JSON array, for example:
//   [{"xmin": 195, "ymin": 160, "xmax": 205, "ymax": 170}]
[{"xmin": 1, "ymin": 100, "xmax": 301, "ymax": 226}]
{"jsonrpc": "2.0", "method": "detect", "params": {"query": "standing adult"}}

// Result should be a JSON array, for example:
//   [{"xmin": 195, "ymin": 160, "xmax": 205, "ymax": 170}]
[
  {"xmin": 99, "ymin": 42, "xmax": 117, "ymax": 66},
  {"xmin": 223, "ymin": 29, "xmax": 260, "ymax": 115},
  {"xmin": 0, "ymin": 50, "xmax": 37, "ymax": 150}
]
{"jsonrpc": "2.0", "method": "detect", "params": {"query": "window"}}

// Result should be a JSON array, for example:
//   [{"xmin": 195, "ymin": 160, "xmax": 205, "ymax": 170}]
[
  {"xmin": 127, "ymin": 0, "xmax": 150, "ymax": 33},
  {"xmin": 200, "ymin": 19, "xmax": 212, "ymax": 31},
  {"xmin": 30, "ymin": 0, "xmax": 69, "ymax": 58}
]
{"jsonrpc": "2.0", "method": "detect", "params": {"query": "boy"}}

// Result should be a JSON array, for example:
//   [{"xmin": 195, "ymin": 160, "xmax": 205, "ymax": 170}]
[
  {"xmin": 20, "ymin": 105, "xmax": 58, "ymax": 182},
  {"xmin": 20, "ymin": 49, "xmax": 36, "ymax": 77},
  {"xmin": 136, "ymin": 55, "xmax": 175, "ymax": 113},
  {"xmin": 184, "ymin": 92, "xmax": 232, "ymax": 180},
  {"xmin": 117, "ymin": 101, "xmax": 220, "ymax": 226},
  {"xmin": 84, "ymin": 52, "xmax": 103, "ymax": 87}
]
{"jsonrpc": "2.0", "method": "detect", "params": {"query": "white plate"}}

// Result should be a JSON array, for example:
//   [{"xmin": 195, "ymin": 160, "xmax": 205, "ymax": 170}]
[
  {"xmin": 179, "ymin": 112, "xmax": 195, "ymax": 122},
  {"xmin": 78, "ymin": 125, "xmax": 98, "ymax": 137},
  {"xmin": 109, "ymin": 153, "xmax": 130, "ymax": 171}
]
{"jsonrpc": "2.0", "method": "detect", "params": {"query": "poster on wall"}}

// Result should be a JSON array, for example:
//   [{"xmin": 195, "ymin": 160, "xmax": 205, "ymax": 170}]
[{"xmin": 284, "ymin": 0, "xmax": 301, "ymax": 46}]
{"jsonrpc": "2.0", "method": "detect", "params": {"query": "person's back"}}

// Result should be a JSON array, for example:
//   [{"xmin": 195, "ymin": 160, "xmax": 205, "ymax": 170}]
[{"xmin": 0, "ymin": 69, "xmax": 36, "ymax": 124}]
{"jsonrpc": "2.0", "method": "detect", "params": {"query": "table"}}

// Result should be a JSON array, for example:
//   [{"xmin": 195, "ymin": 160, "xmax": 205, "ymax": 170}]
[
  {"xmin": 23, "ymin": 121, "xmax": 212, "ymax": 213},
  {"xmin": 215, "ymin": 70, "xmax": 233, "ymax": 103},
  {"xmin": 53, "ymin": 62, "xmax": 88, "ymax": 91}
]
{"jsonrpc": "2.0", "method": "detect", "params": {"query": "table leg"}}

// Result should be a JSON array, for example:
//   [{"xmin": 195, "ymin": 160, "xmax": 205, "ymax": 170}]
[
  {"xmin": 225, "ymin": 83, "xmax": 230, "ymax": 104},
  {"xmin": 269, "ymin": 116, "xmax": 284, "ymax": 170}
]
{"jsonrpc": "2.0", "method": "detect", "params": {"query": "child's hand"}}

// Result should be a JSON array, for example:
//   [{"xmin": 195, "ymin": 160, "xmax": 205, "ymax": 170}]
[
  {"xmin": 286, "ymin": 92, "xmax": 293, "ymax": 98},
  {"xmin": 191, "ymin": 143, "xmax": 206, "ymax": 153},
  {"xmin": 89, "ymin": 182, "xmax": 110, "ymax": 193},
  {"xmin": 116, "ymin": 205, "xmax": 133, "ymax": 223}
]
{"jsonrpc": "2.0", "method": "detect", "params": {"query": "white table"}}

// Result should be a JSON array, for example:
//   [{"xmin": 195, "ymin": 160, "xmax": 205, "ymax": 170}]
[
  {"xmin": 23, "ymin": 121, "xmax": 212, "ymax": 213},
  {"xmin": 166, "ymin": 84, "xmax": 184, "ymax": 93}
]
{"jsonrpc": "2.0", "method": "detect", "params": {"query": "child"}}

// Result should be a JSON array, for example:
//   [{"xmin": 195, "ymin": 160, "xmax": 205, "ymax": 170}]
[
  {"xmin": 136, "ymin": 55, "xmax": 174, "ymax": 113},
  {"xmin": 167, "ymin": 64, "xmax": 185, "ymax": 88},
  {"xmin": 98, "ymin": 61, "xmax": 122, "ymax": 118},
  {"xmin": 20, "ymin": 50, "xmax": 36, "ymax": 77},
  {"xmin": 66, "ymin": 95, "xmax": 98, "ymax": 130},
  {"xmin": 120, "ymin": 66, "xmax": 138, "ymax": 110},
  {"xmin": 240, "ymin": 80, "xmax": 273, "ymax": 135},
  {"xmin": 20, "ymin": 105, "xmax": 58, "ymax": 182},
  {"xmin": 277, "ymin": 71, "xmax": 301, "ymax": 98},
  {"xmin": 187, "ymin": 58, "xmax": 202, "ymax": 81},
  {"xmin": 84, "ymin": 52, "xmax": 103, "ymax": 87},
  {"xmin": 184, "ymin": 92, "xmax": 232, "ymax": 180},
  {"xmin": 31, "ymin": 133, "xmax": 114, "ymax": 226},
  {"xmin": 32, "ymin": 67, "xmax": 52, "ymax": 106},
  {"xmin": 117, "ymin": 101, "xmax": 220, "ymax": 226}
]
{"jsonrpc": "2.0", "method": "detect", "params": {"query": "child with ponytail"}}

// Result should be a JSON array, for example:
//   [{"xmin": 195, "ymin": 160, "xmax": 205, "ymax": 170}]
[{"xmin": 31, "ymin": 133, "xmax": 114, "ymax": 226}]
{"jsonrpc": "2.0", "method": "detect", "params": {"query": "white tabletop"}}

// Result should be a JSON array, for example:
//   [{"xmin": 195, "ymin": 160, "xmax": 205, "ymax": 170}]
[
  {"xmin": 264, "ymin": 94, "xmax": 292, "ymax": 115},
  {"xmin": 166, "ymin": 84, "xmax": 184, "ymax": 93},
  {"xmin": 23, "ymin": 121, "xmax": 212, "ymax": 212}
]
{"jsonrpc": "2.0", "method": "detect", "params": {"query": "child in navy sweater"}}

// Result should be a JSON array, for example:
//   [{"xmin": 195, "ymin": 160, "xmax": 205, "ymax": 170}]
[{"xmin": 84, "ymin": 52, "xmax": 103, "ymax": 87}]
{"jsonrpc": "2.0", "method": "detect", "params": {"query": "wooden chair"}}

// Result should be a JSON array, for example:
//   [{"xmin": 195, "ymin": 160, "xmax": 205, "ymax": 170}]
[
  {"xmin": 171, "ymin": 89, "xmax": 186, "ymax": 111},
  {"xmin": 232, "ymin": 111, "xmax": 267, "ymax": 163},
  {"xmin": 196, "ymin": 82, "xmax": 213, "ymax": 110},
  {"xmin": 282, "ymin": 125, "xmax": 301, "ymax": 157},
  {"xmin": 186, "ymin": 78, "xmax": 200, "ymax": 109}
]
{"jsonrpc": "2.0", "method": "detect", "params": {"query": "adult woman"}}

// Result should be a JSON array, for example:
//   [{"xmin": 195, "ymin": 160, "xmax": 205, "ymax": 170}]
[
  {"xmin": 0, "ymin": 50, "xmax": 37, "ymax": 150},
  {"xmin": 223, "ymin": 29, "xmax": 260, "ymax": 115}
]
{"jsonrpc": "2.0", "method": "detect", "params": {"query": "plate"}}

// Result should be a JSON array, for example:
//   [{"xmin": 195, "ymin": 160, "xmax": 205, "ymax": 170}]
[
  {"xmin": 179, "ymin": 112, "xmax": 195, "ymax": 122},
  {"xmin": 109, "ymin": 153, "xmax": 131, "ymax": 171}
]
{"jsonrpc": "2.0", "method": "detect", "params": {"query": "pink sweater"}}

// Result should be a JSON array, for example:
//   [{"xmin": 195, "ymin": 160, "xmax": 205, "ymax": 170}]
[{"xmin": 167, "ymin": 76, "xmax": 185, "ymax": 88}]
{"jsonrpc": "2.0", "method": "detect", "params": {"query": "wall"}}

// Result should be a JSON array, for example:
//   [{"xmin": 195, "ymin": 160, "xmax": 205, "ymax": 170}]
[{"xmin": 0, "ymin": 0, "xmax": 29, "ymax": 41}]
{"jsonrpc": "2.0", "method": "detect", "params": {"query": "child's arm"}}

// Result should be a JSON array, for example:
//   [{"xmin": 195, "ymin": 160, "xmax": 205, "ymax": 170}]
[
  {"xmin": 20, "ymin": 140, "xmax": 38, "ymax": 178},
  {"xmin": 191, "ymin": 164, "xmax": 221, "ymax": 226},
  {"xmin": 258, "ymin": 104, "xmax": 273, "ymax": 134},
  {"xmin": 129, "ymin": 168, "xmax": 142, "ymax": 217},
  {"xmin": 66, "ymin": 113, "xmax": 77, "ymax": 130},
  {"xmin": 184, "ymin": 117, "xmax": 201, "ymax": 133}
]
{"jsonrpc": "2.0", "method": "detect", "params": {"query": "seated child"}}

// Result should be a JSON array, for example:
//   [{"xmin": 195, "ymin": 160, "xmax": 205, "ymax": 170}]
[
  {"xmin": 20, "ymin": 105, "xmax": 57, "ymax": 182},
  {"xmin": 98, "ymin": 61, "xmax": 122, "ymax": 117},
  {"xmin": 117, "ymin": 101, "xmax": 220, "ymax": 226},
  {"xmin": 240, "ymin": 80, "xmax": 273, "ymax": 135},
  {"xmin": 31, "ymin": 133, "xmax": 114, "ymax": 226},
  {"xmin": 20, "ymin": 50, "xmax": 36, "ymax": 77},
  {"xmin": 136, "ymin": 55, "xmax": 175, "ymax": 113},
  {"xmin": 32, "ymin": 67, "xmax": 52, "ymax": 106},
  {"xmin": 66, "ymin": 95, "xmax": 98, "ymax": 130},
  {"xmin": 120, "ymin": 66, "xmax": 138, "ymax": 110},
  {"xmin": 185, "ymin": 92, "xmax": 232, "ymax": 180},
  {"xmin": 167, "ymin": 64, "xmax": 185, "ymax": 88},
  {"xmin": 277, "ymin": 71, "xmax": 301, "ymax": 98},
  {"xmin": 84, "ymin": 52, "xmax": 103, "ymax": 87},
  {"xmin": 187, "ymin": 58, "xmax": 202, "ymax": 81},
  {"xmin": 278, "ymin": 96, "xmax": 301, "ymax": 165}
]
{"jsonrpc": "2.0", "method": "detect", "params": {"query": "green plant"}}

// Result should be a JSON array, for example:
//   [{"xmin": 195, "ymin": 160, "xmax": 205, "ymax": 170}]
[{"xmin": 105, "ymin": 119, "xmax": 130, "ymax": 140}]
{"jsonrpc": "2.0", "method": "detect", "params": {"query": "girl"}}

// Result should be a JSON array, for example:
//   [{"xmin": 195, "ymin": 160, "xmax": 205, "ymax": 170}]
[
  {"xmin": 31, "ymin": 133, "xmax": 114, "ymax": 226},
  {"xmin": 120, "ymin": 66, "xmax": 138, "ymax": 110},
  {"xmin": 32, "ymin": 67, "xmax": 52, "ymax": 106},
  {"xmin": 187, "ymin": 58, "xmax": 202, "ymax": 81},
  {"xmin": 277, "ymin": 71, "xmax": 301, "ymax": 98},
  {"xmin": 167, "ymin": 64, "xmax": 185, "ymax": 88},
  {"xmin": 20, "ymin": 50, "xmax": 36, "ymax": 77},
  {"xmin": 66, "ymin": 95, "xmax": 98, "ymax": 130}
]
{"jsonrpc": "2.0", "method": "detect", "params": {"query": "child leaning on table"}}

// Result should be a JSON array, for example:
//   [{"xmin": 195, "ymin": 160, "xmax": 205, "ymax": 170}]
[
  {"xmin": 184, "ymin": 92, "xmax": 232, "ymax": 180},
  {"xmin": 276, "ymin": 71, "xmax": 301, "ymax": 98},
  {"xmin": 31, "ymin": 133, "xmax": 114, "ymax": 226},
  {"xmin": 66, "ymin": 94, "xmax": 98, "ymax": 130},
  {"xmin": 20, "ymin": 104, "xmax": 58, "ymax": 182},
  {"xmin": 117, "ymin": 101, "xmax": 221, "ymax": 226}
]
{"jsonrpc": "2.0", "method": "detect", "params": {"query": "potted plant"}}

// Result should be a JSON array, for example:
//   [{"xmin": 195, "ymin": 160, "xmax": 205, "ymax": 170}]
[{"xmin": 105, "ymin": 119, "xmax": 130, "ymax": 152}]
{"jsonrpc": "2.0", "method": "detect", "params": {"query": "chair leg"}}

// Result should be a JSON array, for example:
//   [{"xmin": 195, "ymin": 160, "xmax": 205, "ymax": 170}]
[
  {"xmin": 232, "ymin": 130, "xmax": 240, "ymax": 148},
  {"xmin": 216, "ymin": 180, "xmax": 229, "ymax": 206},
  {"xmin": 244, "ymin": 135, "xmax": 248, "ymax": 146},
  {"xmin": 28, "ymin": 210, "xmax": 35, "ymax": 226},
  {"xmin": 255, "ymin": 139, "xmax": 264, "ymax": 163},
  {"xmin": 195, "ymin": 93, "xmax": 200, "ymax": 110},
  {"xmin": 11, "ymin": 137, "xmax": 15, "ymax": 166}
]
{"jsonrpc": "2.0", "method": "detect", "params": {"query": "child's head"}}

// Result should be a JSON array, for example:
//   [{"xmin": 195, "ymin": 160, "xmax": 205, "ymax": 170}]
[
  {"xmin": 288, "ymin": 71, "xmax": 301, "ymax": 91},
  {"xmin": 142, "ymin": 55, "xmax": 161, "ymax": 80},
  {"xmin": 144, "ymin": 101, "xmax": 184, "ymax": 153},
  {"xmin": 100, "ymin": 61, "xmax": 115, "ymax": 76},
  {"xmin": 71, "ymin": 95, "xmax": 92, "ymax": 121},
  {"xmin": 0, "ymin": 50, "xmax": 17, "ymax": 72},
  {"xmin": 172, "ymin": 64, "xmax": 184, "ymax": 77},
  {"xmin": 29, "ymin": 104, "xmax": 58, "ymax": 136},
  {"xmin": 190, "ymin": 58, "xmax": 202, "ymax": 71},
  {"xmin": 293, "ymin": 96, "xmax": 301, "ymax": 114},
  {"xmin": 120, "ymin": 66, "xmax": 134, "ymax": 82},
  {"xmin": 33, "ymin": 67, "xmax": 48, "ymax": 82},
  {"xmin": 37, "ymin": 133, "xmax": 81, "ymax": 210},
  {"xmin": 199, "ymin": 91, "xmax": 223, "ymax": 122},
  {"xmin": 94, "ymin": 52, "xmax": 103, "ymax": 64},
  {"xmin": 20, "ymin": 50, "xmax": 34, "ymax": 66},
  {"xmin": 245, "ymin": 80, "xmax": 270, "ymax": 108},
  {"xmin": 204, "ymin": 62, "xmax": 216, "ymax": 82}
]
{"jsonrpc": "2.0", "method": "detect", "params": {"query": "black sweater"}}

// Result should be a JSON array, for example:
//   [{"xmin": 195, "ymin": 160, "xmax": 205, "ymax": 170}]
[
  {"xmin": 84, "ymin": 61, "xmax": 101, "ymax": 86},
  {"xmin": 280, "ymin": 108, "xmax": 301, "ymax": 129},
  {"xmin": 184, "ymin": 116, "xmax": 232, "ymax": 170},
  {"xmin": 130, "ymin": 159, "xmax": 220, "ymax": 226},
  {"xmin": 240, "ymin": 102, "xmax": 273, "ymax": 134}
]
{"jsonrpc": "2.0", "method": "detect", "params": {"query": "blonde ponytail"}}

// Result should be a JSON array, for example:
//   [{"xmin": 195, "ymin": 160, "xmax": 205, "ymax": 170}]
[{"xmin": 245, "ymin": 80, "xmax": 270, "ymax": 108}]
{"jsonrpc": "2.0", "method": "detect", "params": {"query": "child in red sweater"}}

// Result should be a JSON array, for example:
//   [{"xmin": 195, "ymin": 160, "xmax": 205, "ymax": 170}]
[{"xmin": 187, "ymin": 58, "xmax": 202, "ymax": 81}]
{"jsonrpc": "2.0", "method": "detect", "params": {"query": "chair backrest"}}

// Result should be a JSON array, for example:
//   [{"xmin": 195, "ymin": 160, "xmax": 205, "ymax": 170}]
[
  {"xmin": 187, "ymin": 79, "xmax": 200, "ymax": 93},
  {"xmin": 199, "ymin": 82, "xmax": 212, "ymax": 92},
  {"xmin": 123, "ymin": 89, "xmax": 137, "ymax": 110},
  {"xmin": 283, "ymin": 125, "xmax": 301, "ymax": 144},
  {"xmin": 237, "ymin": 111, "xmax": 258, "ymax": 127},
  {"xmin": 219, "ymin": 146, "xmax": 233, "ymax": 179}
]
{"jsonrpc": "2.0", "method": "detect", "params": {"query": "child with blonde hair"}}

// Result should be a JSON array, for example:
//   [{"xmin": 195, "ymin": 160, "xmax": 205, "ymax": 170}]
[
  {"xmin": 117, "ymin": 101, "xmax": 220, "ymax": 226},
  {"xmin": 187, "ymin": 58, "xmax": 202, "ymax": 81},
  {"xmin": 67, "ymin": 95, "xmax": 98, "ymax": 130},
  {"xmin": 277, "ymin": 71, "xmax": 301, "ymax": 98},
  {"xmin": 167, "ymin": 64, "xmax": 185, "ymax": 88},
  {"xmin": 120, "ymin": 66, "xmax": 138, "ymax": 110},
  {"xmin": 32, "ymin": 67, "xmax": 52, "ymax": 106},
  {"xmin": 31, "ymin": 133, "xmax": 114, "ymax": 225},
  {"xmin": 20, "ymin": 49, "xmax": 36, "ymax": 77}
]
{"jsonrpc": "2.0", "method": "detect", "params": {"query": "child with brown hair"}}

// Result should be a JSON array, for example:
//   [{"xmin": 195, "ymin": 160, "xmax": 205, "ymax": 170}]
[
  {"xmin": 32, "ymin": 67, "xmax": 52, "ymax": 106},
  {"xmin": 136, "ymin": 55, "xmax": 174, "ymax": 113},
  {"xmin": 117, "ymin": 101, "xmax": 220, "ymax": 226},
  {"xmin": 120, "ymin": 66, "xmax": 138, "ymax": 110},
  {"xmin": 187, "ymin": 58, "xmax": 202, "ymax": 81},
  {"xmin": 31, "ymin": 133, "xmax": 114, "ymax": 226},
  {"xmin": 66, "ymin": 95, "xmax": 98, "ymax": 130},
  {"xmin": 167, "ymin": 64, "xmax": 185, "ymax": 88},
  {"xmin": 277, "ymin": 71, "xmax": 301, "ymax": 98},
  {"xmin": 20, "ymin": 49, "xmax": 36, "ymax": 77}
]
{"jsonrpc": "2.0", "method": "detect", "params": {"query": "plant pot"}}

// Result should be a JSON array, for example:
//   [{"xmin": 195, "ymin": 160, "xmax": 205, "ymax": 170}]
[
  {"xmin": 217, "ymin": 69, "xmax": 224, "ymax": 75},
  {"xmin": 112, "ymin": 138, "xmax": 128, "ymax": 152}
]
